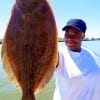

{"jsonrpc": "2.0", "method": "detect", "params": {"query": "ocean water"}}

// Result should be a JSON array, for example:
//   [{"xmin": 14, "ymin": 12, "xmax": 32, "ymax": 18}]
[{"xmin": 0, "ymin": 40, "xmax": 100, "ymax": 100}]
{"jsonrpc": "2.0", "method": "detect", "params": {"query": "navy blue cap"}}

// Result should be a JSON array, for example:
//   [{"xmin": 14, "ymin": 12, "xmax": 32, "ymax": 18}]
[{"xmin": 62, "ymin": 19, "xmax": 87, "ymax": 33}]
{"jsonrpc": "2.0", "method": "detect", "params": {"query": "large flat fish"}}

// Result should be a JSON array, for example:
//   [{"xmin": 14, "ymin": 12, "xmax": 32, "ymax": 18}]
[{"xmin": 1, "ymin": 0, "xmax": 58, "ymax": 100}]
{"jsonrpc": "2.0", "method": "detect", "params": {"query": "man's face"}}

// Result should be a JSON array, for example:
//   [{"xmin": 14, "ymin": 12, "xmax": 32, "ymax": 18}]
[{"xmin": 64, "ymin": 27, "xmax": 85, "ymax": 51}]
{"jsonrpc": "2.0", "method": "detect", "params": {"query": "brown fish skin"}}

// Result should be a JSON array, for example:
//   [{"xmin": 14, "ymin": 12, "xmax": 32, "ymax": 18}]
[{"xmin": 1, "ymin": 0, "xmax": 58, "ymax": 100}]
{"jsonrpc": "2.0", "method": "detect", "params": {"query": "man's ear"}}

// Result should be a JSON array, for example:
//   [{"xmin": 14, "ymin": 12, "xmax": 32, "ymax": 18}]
[{"xmin": 82, "ymin": 34, "xmax": 85, "ymax": 39}]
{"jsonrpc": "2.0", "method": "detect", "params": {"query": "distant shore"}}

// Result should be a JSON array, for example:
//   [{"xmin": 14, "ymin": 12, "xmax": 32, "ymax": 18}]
[
  {"xmin": 0, "ymin": 38, "xmax": 100, "ymax": 44},
  {"xmin": 58, "ymin": 37, "xmax": 100, "ymax": 42}
]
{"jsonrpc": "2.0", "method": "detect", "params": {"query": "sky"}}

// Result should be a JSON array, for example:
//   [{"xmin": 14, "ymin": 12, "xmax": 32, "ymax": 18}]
[{"xmin": 0, "ymin": 0, "xmax": 100, "ymax": 38}]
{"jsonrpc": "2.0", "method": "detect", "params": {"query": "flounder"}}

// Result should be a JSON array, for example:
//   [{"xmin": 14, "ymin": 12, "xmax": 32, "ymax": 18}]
[{"xmin": 1, "ymin": 0, "xmax": 58, "ymax": 100}]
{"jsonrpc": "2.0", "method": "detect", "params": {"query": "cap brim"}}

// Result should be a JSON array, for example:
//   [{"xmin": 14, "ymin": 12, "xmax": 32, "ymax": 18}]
[{"xmin": 62, "ymin": 25, "xmax": 82, "ymax": 32}]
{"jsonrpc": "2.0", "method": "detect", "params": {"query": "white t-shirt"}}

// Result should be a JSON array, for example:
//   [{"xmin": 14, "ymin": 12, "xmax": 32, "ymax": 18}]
[{"xmin": 53, "ymin": 46, "xmax": 100, "ymax": 100}]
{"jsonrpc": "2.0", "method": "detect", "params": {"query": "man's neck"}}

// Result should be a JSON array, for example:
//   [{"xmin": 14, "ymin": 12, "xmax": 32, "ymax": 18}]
[{"xmin": 69, "ymin": 48, "xmax": 81, "ymax": 52}]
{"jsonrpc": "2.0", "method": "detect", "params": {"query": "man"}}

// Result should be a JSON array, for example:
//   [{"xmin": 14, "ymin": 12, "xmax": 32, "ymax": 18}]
[{"xmin": 53, "ymin": 19, "xmax": 100, "ymax": 100}]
